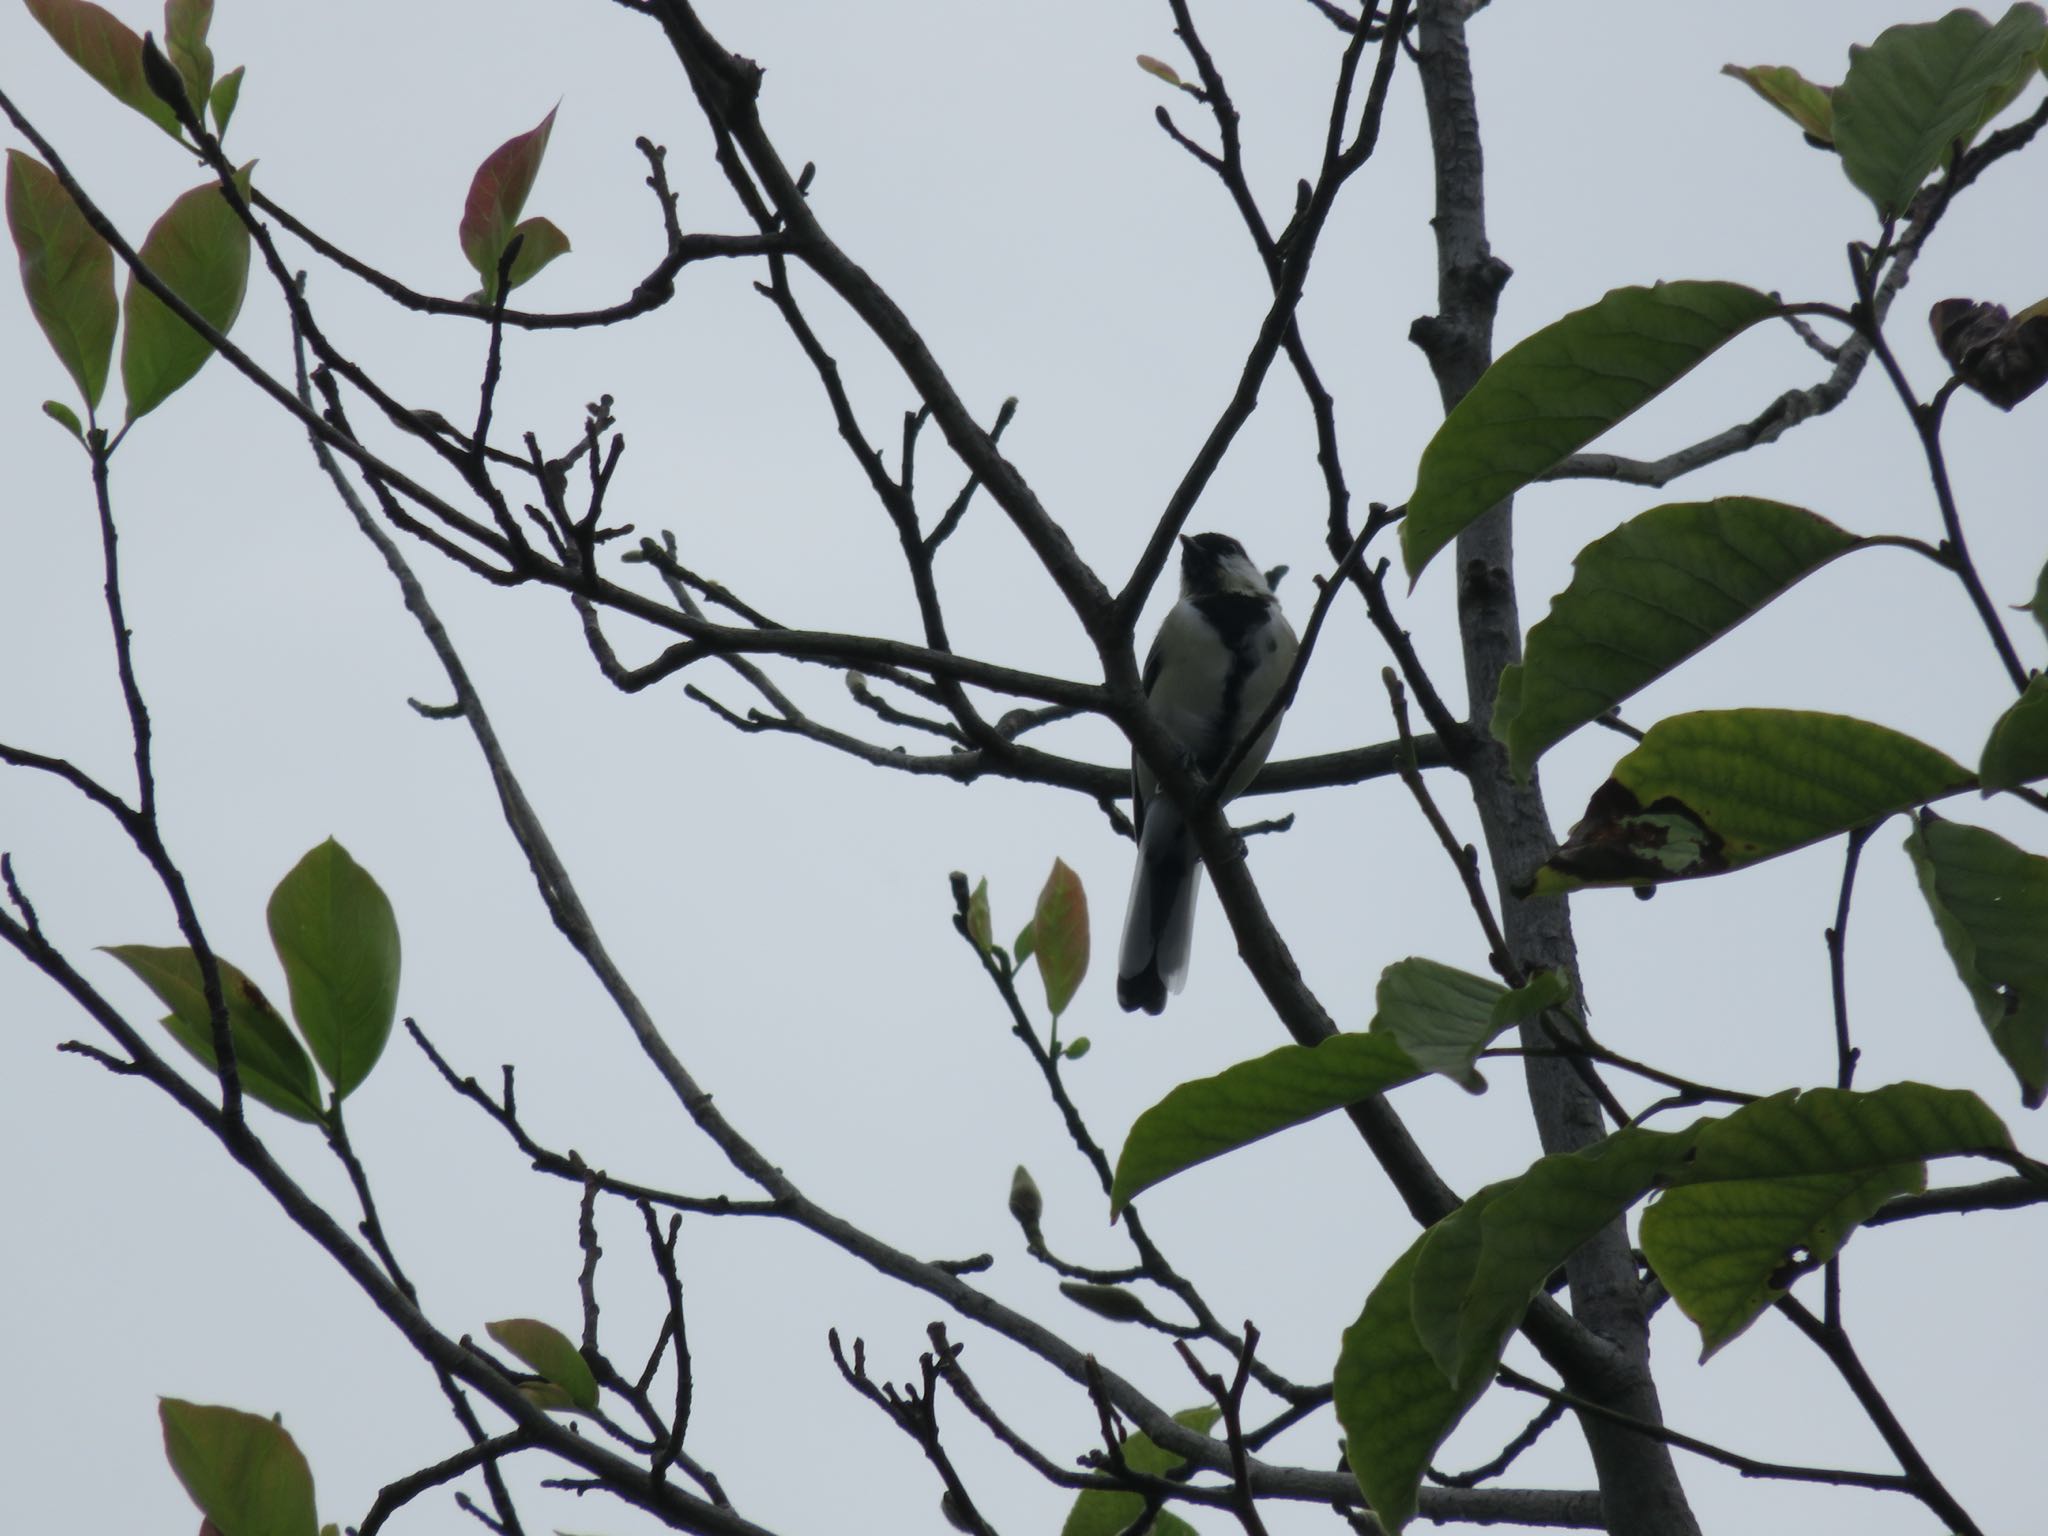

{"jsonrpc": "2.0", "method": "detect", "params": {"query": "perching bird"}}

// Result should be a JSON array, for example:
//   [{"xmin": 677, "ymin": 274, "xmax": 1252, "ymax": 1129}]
[{"xmin": 1117, "ymin": 533, "xmax": 1299, "ymax": 1015}]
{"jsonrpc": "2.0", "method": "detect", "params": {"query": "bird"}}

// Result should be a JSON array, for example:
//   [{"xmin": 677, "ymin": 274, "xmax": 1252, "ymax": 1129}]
[{"xmin": 1117, "ymin": 533, "xmax": 1299, "ymax": 1015}]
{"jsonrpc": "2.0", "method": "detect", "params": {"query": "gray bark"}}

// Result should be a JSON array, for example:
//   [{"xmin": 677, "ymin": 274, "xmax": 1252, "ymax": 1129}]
[{"xmin": 1412, "ymin": 3, "xmax": 1703, "ymax": 1531}]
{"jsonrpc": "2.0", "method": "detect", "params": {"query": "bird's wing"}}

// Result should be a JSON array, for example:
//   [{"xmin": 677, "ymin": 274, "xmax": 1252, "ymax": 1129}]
[
  {"xmin": 1131, "ymin": 620, "xmax": 1172, "ymax": 840},
  {"xmin": 1218, "ymin": 606, "xmax": 1300, "ymax": 800}
]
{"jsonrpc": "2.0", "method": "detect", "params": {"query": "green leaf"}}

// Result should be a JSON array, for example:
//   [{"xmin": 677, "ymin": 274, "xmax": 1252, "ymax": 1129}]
[
  {"xmin": 160, "ymin": 1400, "xmax": 318, "ymax": 1536},
  {"xmin": 485, "ymin": 1318, "xmax": 598, "ymax": 1411},
  {"xmin": 1400, "ymin": 282, "xmax": 1778, "ymax": 580},
  {"xmin": 1410, "ymin": 1126, "xmax": 1698, "ymax": 1385},
  {"xmin": 1535, "ymin": 710, "xmax": 1972, "ymax": 894},
  {"xmin": 43, "ymin": 399, "xmax": 84, "ymax": 439},
  {"xmin": 1012, "ymin": 919, "xmax": 1036, "ymax": 967},
  {"xmin": 2026, "ymin": 556, "xmax": 2048, "ymax": 650},
  {"xmin": 1642, "ymin": 1084, "xmax": 2010, "ymax": 1356},
  {"xmin": 1112, "ymin": 958, "xmax": 1565, "ymax": 1214},
  {"xmin": 1904, "ymin": 813, "xmax": 2048, "ymax": 1107},
  {"xmin": 103, "ymin": 945, "xmax": 325, "ymax": 1121},
  {"xmin": 1060, "ymin": 1281, "xmax": 1152, "ymax": 1322},
  {"xmin": 1059, "ymin": 1406, "xmax": 1218, "ymax": 1536},
  {"xmin": 1032, "ymin": 857, "xmax": 1089, "ymax": 1018},
  {"xmin": 6, "ymin": 150, "xmax": 117, "ymax": 410},
  {"xmin": 1340, "ymin": 1126, "xmax": 1696, "ymax": 1533},
  {"xmin": 1369, "ymin": 956, "xmax": 1545, "ymax": 1092},
  {"xmin": 1979, "ymin": 674, "xmax": 2048, "ymax": 791},
  {"xmin": 209, "ymin": 63, "xmax": 244, "ymax": 138},
  {"xmin": 1136, "ymin": 53, "xmax": 1185, "ymax": 87},
  {"xmin": 1335, "ymin": 1244, "xmax": 1491, "ymax": 1536},
  {"xmin": 1494, "ymin": 500, "xmax": 1861, "ymax": 780},
  {"xmin": 1833, "ymin": 4, "xmax": 2048, "ymax": 219},
  {"xmin": 963, "ymin": 877, "xmax": 992, "ymax": 956},
  {"xmin": 1062, "ymin": 1035, "xmax": 1091, "ymax": 1060},
  {"xmin": 120, "ymin": 166, "xmax": 253, "ymax": 424},
  {"xmin": 163, "ymin": 0, "xmax": 215, "ymax": 117},
  {"xmin": 1721, "ymin": 63, "xmax": 1837, "ymax": 142},
  {"xmin": 501, "ymin": 215, "xmax": 570, "ymax": 294},
  {"xmin": 461, "ymin": 106, "xmax": 558, "ymax": 300},
  {"xmin": 266, "ymin": 838, "xmax": 401, "ymax": 1100},
  {"xmin": 1112, "ymin": 1032, "xmax": 1422, "ymax": 1215},
  {"xmin": 23, "ymin": 0, "xmax": 182, "ymax": 137}
]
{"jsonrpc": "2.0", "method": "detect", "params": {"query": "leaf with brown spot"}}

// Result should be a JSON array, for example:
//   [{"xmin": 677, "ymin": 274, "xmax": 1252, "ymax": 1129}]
[
  {"xmin": 1905, "ymin": 813, "xmax": 2048, "ymax": 1107},
  {"xmin": 1535, "ymin": 710, "xmax": 1972, "ymax": 894}
]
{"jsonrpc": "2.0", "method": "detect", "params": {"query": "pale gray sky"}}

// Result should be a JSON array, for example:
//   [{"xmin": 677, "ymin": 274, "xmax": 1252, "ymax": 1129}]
[{"xmin": 2, "ymin": 3, "xmax": 2042, "ymax": 1534}]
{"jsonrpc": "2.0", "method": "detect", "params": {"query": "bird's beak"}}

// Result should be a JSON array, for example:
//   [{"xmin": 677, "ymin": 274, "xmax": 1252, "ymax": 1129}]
[{"xmin": 1178, "ymin": 534, "xmax": 1194, "ymax": 554}]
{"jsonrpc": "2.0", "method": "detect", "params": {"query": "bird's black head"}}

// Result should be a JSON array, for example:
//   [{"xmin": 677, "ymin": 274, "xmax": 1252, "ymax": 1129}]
[{"xmin": 1178, "ymin": 533, "xmax": 1268, "ymax": 597}]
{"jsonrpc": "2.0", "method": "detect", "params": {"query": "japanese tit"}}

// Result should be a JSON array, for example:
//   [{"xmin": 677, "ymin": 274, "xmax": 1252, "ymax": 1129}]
[{"xmin": 1116, "ymin": 533, "xmax": 1299, "ymax": 1015}]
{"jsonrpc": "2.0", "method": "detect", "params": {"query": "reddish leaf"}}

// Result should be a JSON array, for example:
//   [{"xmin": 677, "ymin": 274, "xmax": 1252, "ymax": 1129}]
[
  {"xmin": 23, "ymin": 0, "xmax": 182, "ymax": 137},
  {"xmin": 460, "ymin": 105, "xmax": 558, "ymax": 295},
  {"xmin": 1031, "ymin": 858, "xmax": 1090, "ymax": 1018},
  {"xmin": 6, "ymin": 150, "xmax": 116, "ymax": 409},
  {"xmin": 121, "ymin": 166, "xmax": 253, "ymax": 424}
]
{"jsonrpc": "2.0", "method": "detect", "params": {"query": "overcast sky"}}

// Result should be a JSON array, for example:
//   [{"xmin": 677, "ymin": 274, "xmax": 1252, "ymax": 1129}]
[{"xmin": 2, "ymin": 3, "xmax": 2043, "ymax": 1534}]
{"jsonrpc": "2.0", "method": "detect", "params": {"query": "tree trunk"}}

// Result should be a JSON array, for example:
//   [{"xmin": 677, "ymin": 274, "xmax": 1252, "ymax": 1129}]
[{"xmin": 1413, "ymin": 3, "xmax": 1703, "ymax": 1530}]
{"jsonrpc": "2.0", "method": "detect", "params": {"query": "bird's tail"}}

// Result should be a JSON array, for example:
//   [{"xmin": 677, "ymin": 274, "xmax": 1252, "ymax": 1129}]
[{"xmin": 1117, "ymin": 800, "xmax": 1201, "ymax": 1015}]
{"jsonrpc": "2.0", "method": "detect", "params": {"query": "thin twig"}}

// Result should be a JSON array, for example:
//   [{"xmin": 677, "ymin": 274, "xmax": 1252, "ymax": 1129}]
[
  {"xmin": 357, "ymin": 1434, "xmax": 535, "ymax": 1536},
  {"xmin": 1174, "ymin": 1326, "xmax": 1274, "ymax": 1536},
  {"xmin": 1826, "ymin": 825, "xmax": 1874, "ymax": 1093},
  {"xmin": 1775, "ymin": 1296, "xmax": 1983, "ymax": 1536},
  {"xmin": 1427, "ymin": 1398, "xmax": 1565, "ymax": 1487},
  {"xmin": 1495, "ymin": 1366, "xmax": 1912, "ymax": 1494}
]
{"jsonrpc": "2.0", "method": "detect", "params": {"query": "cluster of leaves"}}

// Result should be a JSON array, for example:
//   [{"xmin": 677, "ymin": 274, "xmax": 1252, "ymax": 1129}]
[
  {"xmin": 460, "ymin": 105, "xmax": 571, "ymax": 304},
  {"xmin": 104, "ymin": 838, "xmax": 400, "ymax": 1120},
  {"xmin": 25, "ymin": 0, "xmax": 244, "ymax": 142},
  {"xmin": 1726, "ymin": 5, "xmax": 2046, "ymax": 221},
  {"xmin": 1728, "ymin": 4, "xmax": 2048, "ymax": 409},
  {"xmin": 967, "ymin": 856, "xmax": 1093, "ymax": 1053},
  {"xmin": 9, "ymin": 2, "xmax": 2048, "ymax": 1533},
  {"xmin": 8, "ymin": 0, "xmax": 569, "ymax": 443},
  {"xmin": 1102, "ymin": 9, "xmax": 2048, "ymax": 1531},
  {"xmin": 156, "ymin": 1317, "xmax": 599, "ymax": 1536},
  {"xmin": 11, "ymin": 0, "xmax": 250, "ymax": 431},
  {"xmin": 115, "ymin": 836, "xmax": 594, "ymax": 1529},
  {"xmin": 1337, "ymin": 1084, "xmax": 2009, "ymax": 1529}
]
